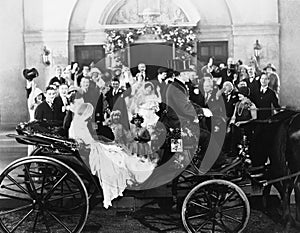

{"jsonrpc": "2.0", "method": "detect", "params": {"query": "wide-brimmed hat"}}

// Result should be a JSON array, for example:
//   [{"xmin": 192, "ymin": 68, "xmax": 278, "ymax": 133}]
[
  {"xmin": 237, "ymin": 86, "xmax": 250, "ymax": 98},
  {"xmin": 33, "ymin": 88, "xmax": 44, "ymax": 99},
  {"xmin": 263, "ymin": 63, "xmax": 276, "ymax": 72},
  {"xmin": 23, "ymin": 68, "xmax": 39, "ymax": 81},
  {"xmin": 130, "ymin": 113, "xmax": 144, "ymax": 124}
]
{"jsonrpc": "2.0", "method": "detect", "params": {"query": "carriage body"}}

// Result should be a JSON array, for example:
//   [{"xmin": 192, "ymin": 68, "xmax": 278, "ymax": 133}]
[{"xmin": 0, "ymin": 120, "xmax": 258, "ymax": 233}]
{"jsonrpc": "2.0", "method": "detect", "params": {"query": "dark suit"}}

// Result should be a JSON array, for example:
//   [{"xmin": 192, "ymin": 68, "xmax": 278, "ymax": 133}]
[
  {"xmin": 105, "ymin": 87, "xmax": 130, "ymax": 130},
  {"xmin": 34, "ymin": 101, "xmax": 55, "ymax": 121},
  {"xmin": 255, "ymin": 87, "xmax": 280, "ymax": 120},
  {"xmin": 186, "ymin": 81, "xmax": 205, "ymax": 107},
  {"xmin": 244, "ymin": 77, "xmax": 260, "ymax": 103},
  {"xmin": 166, "ymin": 79, "xmax": 199, "ymax": 128},
  {"xmin": 48, "ymin": 76, "xmax": 66, "ymax": 86},
  {"xmin": 53, "ymin": 96, "xmax": 69, "ymax": 124}
]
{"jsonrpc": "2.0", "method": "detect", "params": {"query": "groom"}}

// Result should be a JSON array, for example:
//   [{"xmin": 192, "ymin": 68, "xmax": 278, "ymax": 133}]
[{"xmin": 165, "ymin": 69, "xmax": 212, "ymax": 129}]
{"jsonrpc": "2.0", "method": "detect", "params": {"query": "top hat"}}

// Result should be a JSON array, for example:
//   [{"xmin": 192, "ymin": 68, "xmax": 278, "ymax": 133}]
[{"xmin": 23, "ymin": 68, "xmax": 39, "ymax": 81}]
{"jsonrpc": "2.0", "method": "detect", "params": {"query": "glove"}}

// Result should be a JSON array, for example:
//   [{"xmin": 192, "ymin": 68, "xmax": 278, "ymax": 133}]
[{"xmin": 202, "ymin": 108, "xmax": 213, "ymax": 117}]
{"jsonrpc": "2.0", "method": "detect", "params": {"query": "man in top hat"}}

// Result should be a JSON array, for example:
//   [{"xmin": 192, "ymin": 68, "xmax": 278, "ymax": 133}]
[
  {"xmin": 165, "ymin": 69, "xmax": 212, "ymax": 129},
  {"xmin": 263, "ymin": 63, "xmax": 280, "ymax": 96}
]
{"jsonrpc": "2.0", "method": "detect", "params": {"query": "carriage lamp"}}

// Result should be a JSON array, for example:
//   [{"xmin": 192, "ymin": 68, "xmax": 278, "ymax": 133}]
[
  {"xmin": 253, "ymin": 40, "xmax": 262, "ymax": 63},
  {"xmin": 42, "ymin": 46, "xmax": 51, "ymax": 66}
]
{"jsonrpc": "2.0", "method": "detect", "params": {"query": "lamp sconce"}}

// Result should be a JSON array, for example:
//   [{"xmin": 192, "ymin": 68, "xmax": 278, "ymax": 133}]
[
  {"xmin": 42, "ymin": 46, "xmax": 51, "ymax": 66},
  {"xmin": 253, "ymin": 40, "xmax": 262, "ymax": 63}
]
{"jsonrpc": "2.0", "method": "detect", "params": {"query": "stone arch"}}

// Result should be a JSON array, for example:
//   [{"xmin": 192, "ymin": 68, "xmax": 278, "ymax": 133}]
[{"xmin": 98, "ymin": 0, "xmax": 202, "ymax": 26}]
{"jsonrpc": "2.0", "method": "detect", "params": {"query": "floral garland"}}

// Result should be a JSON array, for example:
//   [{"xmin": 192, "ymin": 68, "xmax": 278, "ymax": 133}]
[{"xmin": 104, "ymin": 25, "xmax": 197, "ymax": 55}]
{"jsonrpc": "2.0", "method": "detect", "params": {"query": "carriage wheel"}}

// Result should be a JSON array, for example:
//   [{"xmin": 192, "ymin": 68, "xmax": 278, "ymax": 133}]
[
  {"xmin": 182, "ymin": 179, "xmax": 250, "ymax": 233},
  {"xmin": 0, "ymin": 156, "xmax": 89, "ymax": 233}
]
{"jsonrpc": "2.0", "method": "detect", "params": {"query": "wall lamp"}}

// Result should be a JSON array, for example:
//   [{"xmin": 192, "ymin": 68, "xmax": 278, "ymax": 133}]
[
  {"xmin": 253, "ymin": 40, "xmax": 262, "ymax": 63},
  {"xmin": 42, "ymin": 46, "xmax": 51, "ymax": 66}
]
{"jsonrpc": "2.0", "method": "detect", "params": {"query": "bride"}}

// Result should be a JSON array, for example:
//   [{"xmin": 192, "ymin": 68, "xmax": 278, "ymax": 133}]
[
  {"xmin": 130, "ymin": 81, "xmax": 161, "ymax": 128},
  {"xmin": 69, "ymin": 102, "xmax": 157, "ymax": 208}
]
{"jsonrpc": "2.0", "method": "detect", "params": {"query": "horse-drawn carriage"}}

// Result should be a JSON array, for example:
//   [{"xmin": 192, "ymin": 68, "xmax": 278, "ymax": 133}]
[{"xmin": 1, "ymin": 110, "xmax": 300, "ymax": 233}]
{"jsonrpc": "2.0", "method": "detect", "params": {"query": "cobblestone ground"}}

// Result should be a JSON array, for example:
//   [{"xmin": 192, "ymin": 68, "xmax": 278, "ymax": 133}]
[{"xmin": 82, "ymin": 198, "xmax": 299, "ymax": 233}]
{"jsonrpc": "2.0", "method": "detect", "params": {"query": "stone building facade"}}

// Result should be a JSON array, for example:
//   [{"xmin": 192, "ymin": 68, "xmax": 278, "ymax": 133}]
[{"xmin": 0, "ymin": 0, "xmax": 299, "ymax": 125}]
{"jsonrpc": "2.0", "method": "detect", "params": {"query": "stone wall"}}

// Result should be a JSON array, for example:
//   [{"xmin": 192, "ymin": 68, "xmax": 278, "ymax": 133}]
[{"xmin": 279, "ymin": 0, "xmax": 300, "ymax": 107}]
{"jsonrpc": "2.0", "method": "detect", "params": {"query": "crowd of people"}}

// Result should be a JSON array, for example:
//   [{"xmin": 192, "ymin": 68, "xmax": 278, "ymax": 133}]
[
  {"xmin": 22, "ymin": 56, "xmax": 282, "ymax": 207},
  {"xmin": 25, "ymin": 56, "xmax": 281, "ymax": 163}
]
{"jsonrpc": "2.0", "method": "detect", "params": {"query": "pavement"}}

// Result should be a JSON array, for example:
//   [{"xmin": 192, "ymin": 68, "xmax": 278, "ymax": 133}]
[{"xmin": 0, "ymin": 126, "xmax": 27, "ymax": 172}]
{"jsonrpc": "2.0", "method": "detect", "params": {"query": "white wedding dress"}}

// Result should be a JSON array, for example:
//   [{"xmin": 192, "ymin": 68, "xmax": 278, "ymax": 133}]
[{"xmin": 69, "ymin": 103, "xmax": 156, "ymax": 208}]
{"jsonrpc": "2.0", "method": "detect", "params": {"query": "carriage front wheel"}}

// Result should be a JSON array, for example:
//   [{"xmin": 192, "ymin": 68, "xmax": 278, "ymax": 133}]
[
  {"xmin": 0, "ymin": 156, "xmax": 89, "ymax": 233},
  {"xmin": 182, "ymin": 179, "xmax": 250, "ymax": 233}
]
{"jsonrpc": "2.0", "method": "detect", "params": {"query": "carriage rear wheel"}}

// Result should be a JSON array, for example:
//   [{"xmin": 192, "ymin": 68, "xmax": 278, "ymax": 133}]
[
  {"xmin": 182, "ymin": 179, "xmax": 250, "ymax": 233},
  {"xmin": 0, "ymin": 156, "xmax": 89, "ymax": 233}
]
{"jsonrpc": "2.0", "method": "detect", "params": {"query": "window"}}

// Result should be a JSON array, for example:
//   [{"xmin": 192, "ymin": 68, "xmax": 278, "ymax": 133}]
[
  {"xmin": 197, "ymin": 41, "xmax": 228, "ymax": 66},
  {"xmin": 74, "ymin": 45, "xmax": 105, "ymax": 70}
]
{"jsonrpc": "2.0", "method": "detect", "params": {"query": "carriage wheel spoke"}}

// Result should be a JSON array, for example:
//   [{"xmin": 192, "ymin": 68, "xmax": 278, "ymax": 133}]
[
  {"xmin": 42, "ymin": 211, "xmax": 52, "ymax": 233},
  {"xmin": 196, "ymin": 219, "xmax": 209, "ymax": 231},
  {"xmin": 46, "ymin": 210, "xmax": 73, "ymax": 233},
  {"xmin": 1, "ymin": 185, "xmax": 28, "ymax": 194},
  {"xmin": 220, "ymin": 190, "xmax": 235, "ymax": 206},
  {"xmin": 24, "ymin": 164, "xmax": 38, "ymax": 197},
  {"xmin": 190, "ymin": 200, "xmax": 209, "ymax": 210},
  {"xmin": 0, "ymin": 192, "xmax": 31, "ymax": 202},
  {"xmin": 212, "ymin": 220, "xmax": 216, "ymax": 233},
  {"xmin": 32, "ymin": 211, "xmax": 39, "ymax": 233},
  {"xmin": 223, "ymin": 214, "xmax": 242, "ymax": 223},
  {"xmin": 222, "ymin": 204, "xmax": 244, "ymax": 212},
  {"xmin": 215, "ymin": 220, "xmax": 232, "ymax": 233},
  {"xmin": 10, "ymin": 209, "xmax": 34, "ymax": 233},
  {"xmin": 64, "ymin": 179, "xmax": 79, "ymax": 199},
  {"xmin": 44, "ymin": 173, "xmax": 68, "ymax": 200},
  {"xmin": 188, "ymin": 212, "xmax": 209, "ymax": 220},
  {"xmin": 0, "ymin": 203, "xmax": 32, "ymax": 216},
  {"xmin": 203, "ymin": 190, "xmax": 212, "ymax": 206},
  {"xmin": 48, "ymin": 191, "xmax": 81, "ymax": 202},
  {"xmin": 6, "ymin": 174, "xmax": 31, "ymax": 197}
]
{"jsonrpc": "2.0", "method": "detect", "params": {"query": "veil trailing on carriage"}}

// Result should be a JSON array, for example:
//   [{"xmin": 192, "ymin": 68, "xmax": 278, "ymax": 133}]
[{"xmin": 69, "ymin": 102, "xmax": 157, "ymax": 208}]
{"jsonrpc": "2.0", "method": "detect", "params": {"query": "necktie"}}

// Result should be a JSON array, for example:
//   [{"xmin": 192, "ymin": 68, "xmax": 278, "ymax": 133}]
[{"xmin": 47, "ymin": 101, "xmax": 53, "ymax": 110}]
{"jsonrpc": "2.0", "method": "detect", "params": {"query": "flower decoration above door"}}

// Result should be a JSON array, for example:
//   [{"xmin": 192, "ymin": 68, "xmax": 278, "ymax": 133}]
[{"xmin": 104, "ymin": 25, "xmax": 197, "ymax": 56}]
